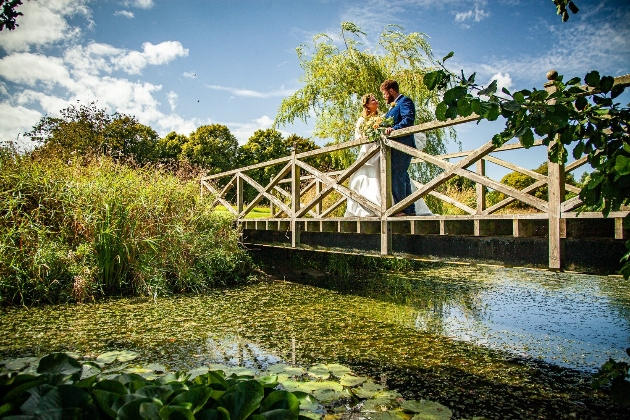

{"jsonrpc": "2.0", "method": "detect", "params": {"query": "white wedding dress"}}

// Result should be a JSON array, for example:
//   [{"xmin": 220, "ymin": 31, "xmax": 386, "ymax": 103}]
[{"xmin": 344, "ymin": 117, "xmax": 433, "ymax": 217}]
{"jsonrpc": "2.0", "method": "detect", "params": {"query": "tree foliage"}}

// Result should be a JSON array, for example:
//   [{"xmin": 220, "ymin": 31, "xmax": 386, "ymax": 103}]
[
  {"xmin": 182, "ymin": 124, "xmax": 239, "ymax": 174},
  {"xmin": 0, "ymin": 0, "xmax": 26, "ymax": 31},
  {"xmin": 423, "ymin": 54, "xmax": 629, "ymax": 276},
  {"xmin": 275, "ymin": 22, "xmax": 451, "ymax": 170},
  {"xmin": 25, "ymin": 102, "xmax": 159, "ymax": 164}
]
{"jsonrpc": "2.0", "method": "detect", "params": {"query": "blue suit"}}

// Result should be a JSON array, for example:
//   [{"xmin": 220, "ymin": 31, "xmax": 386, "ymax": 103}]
[{"xmin": 385, "ymin": 94, "xmax": 416, "ymax": 214}]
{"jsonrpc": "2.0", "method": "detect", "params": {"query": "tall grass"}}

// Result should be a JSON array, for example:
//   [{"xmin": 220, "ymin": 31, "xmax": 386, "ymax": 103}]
[{"xmin": 0, "ymin": 148, "xmax": 252, "ymax": 305}]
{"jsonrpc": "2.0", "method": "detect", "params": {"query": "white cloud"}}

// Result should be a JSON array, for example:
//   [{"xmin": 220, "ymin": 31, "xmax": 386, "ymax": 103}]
[
  {"xmin": 206, "ymin": 85, "xmax": 295, "ymax": 98},
  {"xmin": 0, "ymin": 0, "xmax": 90, "ymax": 52},
  {"xmin": 167, "ymin": 91, "xmax": 178, "ymax": 111},
  {"xmin": 114, "ymin": 10, "xmax": 135, "ymax": 19},
  {"xmin": 454, "ymin": 3, "xmax": 489, "ymax": 24},
  {"xmin": 112, "ymin": 41, "xmax": 189, "ymax": 75},
  {"xmin": 0, "ymin": 102, "xmax": 42, "ymax": 145},
  {"xmin": 156, "ymin": 114, "xmax": 205, "ymax": 136},
  {"xmin": 122, "ymin": 0, "xmax": 154, "ymax": 9},
  {"xmin": 0, "ymin": 53, "xmax": 74, "ymax": 88},
  {"xmin": 490, "ymin": 72, "xmax": 513, "ymax": 98},
  {"xmin": 183, "ymin": 71, "xmax": 197, "ymax": 78},
  {"xmin": 228, "ymin": 115, "xmax": 276, "ymax": 144}
]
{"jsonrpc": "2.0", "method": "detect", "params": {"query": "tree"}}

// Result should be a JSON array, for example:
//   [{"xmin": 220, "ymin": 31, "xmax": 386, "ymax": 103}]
[
  {"xmin": 155, "ymin": 131, "xmax": 189, "ymax": 162},
  {"xmin": 551, "ymin": 0, "xmax": 579, "ymax": 22},
  {"xmin": 182, "ymin": 124, "xmax": 238, "ymax": 174},
  {"xmin": 25, "ymin": 102, "xmax": 159, "ymax": 164},
  {"xmin": 0, "ymin": 0, "xmax": 26, "ymax": 31},
  {"xmin": 275, "ymin": 22, "xmax": 451, "ymax": 175}
]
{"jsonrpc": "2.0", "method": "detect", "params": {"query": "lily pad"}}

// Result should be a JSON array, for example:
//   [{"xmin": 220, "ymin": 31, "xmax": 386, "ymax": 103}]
[
  {"xmin": 4, "ymin": 357, "xmax": 38, "ymax": 371},
  {"xmin": 307, "ymin": 364, "xmax": 329, "ymax": 379},
  {"xmin": 188, "ymin": 366, "xmax": 209, "ymax": 380},
  {"xmin": 326, "ymin": 364, "xmax": 352, "ymax": 378},
  {"xmin": 409, "ymin": 401, "xmax": 452, "ymax": 420},
  {"xmin": 367, "ymin": 412, "xmax": 406, "ymax": 420},
  {"xmin": 96, "ymin": 350, "xmax": 138, "ymax": 364},
  {"xmin": 339, "ymin": 375, "xmax": 367, "ymax": 387},
  {"xmin": 297, "ymin": 380, "xmax": 343, "ymax": 393},
  {"xmin": 267, "ymin": 364, "xmax": 305, "ymax": 377},
  {"xmin": 352, "ymin": 381, "xmax": 384, "ymax": 399},
  {"xmin": 312, "ymin": 388, "xmax": 351, "ymax": 403}
]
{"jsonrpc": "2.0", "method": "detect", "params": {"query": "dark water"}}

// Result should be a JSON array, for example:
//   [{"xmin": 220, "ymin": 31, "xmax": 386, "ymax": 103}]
[{"xmin": 1, "ymin": 263, "xmax": 629, "ymax": 418}]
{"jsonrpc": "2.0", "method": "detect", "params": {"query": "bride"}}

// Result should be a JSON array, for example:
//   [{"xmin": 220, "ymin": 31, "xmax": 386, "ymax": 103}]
[{"xmin": 344, "ymin": 93, "xmax": 433, "ymax": 217}]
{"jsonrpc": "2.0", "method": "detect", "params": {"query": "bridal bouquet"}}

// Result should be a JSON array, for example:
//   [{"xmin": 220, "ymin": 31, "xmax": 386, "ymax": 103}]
[{"xmin": 360, "ymin": 114, "xmax": 394, "ymax": 142}]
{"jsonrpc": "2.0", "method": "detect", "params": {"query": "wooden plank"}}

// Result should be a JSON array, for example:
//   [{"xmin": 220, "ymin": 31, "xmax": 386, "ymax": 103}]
[
  {"xmin": 239, "ymin": 172, "xmax": 292, "ymax": 216},
  {"xmin": 236, "ymin": 175, "xmax": 244, "ymax": 214},
  {"xmin": 482, "ymin": 180, "xmax": 546, "ymax": 214},
  {"xmin": 388, "ymin": 114, "xmax": 479, "ymax": 139},
  {"xmin": 566, "ymin": 156, "xmax": 588, "ymax": 173},
  {"xmin": 239, "ymin": 162, "xmax": 292, "ymax": 218},
  {"xmin": 316, "ymin": 181, "xmax": 322, "ymax": 216},
  {"xmin": 388, "ymin": 140, "xmax": 495, "ymax": 216},
  {"xmin": 291, "ymin": 148, "xmax": 301, "ymax": 247},
  {"xmin": 615, "ymin": 218, "xmax": 627, "ymax": 240},
  {"xmin": 561, "ymin": 195, "xmax": 583, "ymax": 213},
  {"xmin": 320, "ymin": 197, "xmax": 345, "ymax": 218},
  {"xmin": 411, "ymin": 180, "xmax": 476, "ymax": 215},
  {"xmin": 476, "ymin": 159, "xmax": 486, "ymax": 213},
  {"xmin": 484, "ymin": 155, "xmax": 547, "ymax": 181},
  {"xmin": 295, "ymin": 137, "xmax": 372, "ymax": 160},
  {"xmin": 380, "ymin": 144, "xmax": 392, "ymax": 254},
  {"xmin": 295, "ymin": 144, "xmax": 380, "ymax": 218},
  {"xmin": 427, "ymin": 140, "xmax": 544, "ymax": 161}
]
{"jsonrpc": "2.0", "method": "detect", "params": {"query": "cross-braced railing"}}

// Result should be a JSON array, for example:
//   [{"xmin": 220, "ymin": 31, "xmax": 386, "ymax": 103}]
[{"xmin": 201, "ymin": 73, "xmax": 630, "ymax": 269}]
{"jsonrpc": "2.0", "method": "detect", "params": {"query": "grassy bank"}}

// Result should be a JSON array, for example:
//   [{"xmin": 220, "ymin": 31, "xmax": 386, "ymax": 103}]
[{"xmin": 0, "ymin": 149, "xmax": 252, "ymax": 305}]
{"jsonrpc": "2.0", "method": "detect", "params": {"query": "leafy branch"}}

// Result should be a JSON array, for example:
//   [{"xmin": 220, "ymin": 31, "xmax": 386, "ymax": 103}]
[{"xmin": 423, "ymin": 52, "xmax": 630, "ymax": 277}]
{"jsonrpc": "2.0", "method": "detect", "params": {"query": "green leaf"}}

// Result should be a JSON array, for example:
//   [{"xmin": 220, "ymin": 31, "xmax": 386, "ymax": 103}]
[
  {"xmin": 477, "ymin": 79, "xmax": 497, "ymax": 97},
  {"xmin": 566, "ymin": 77, "xmax": 581, "ymax": 86},
  {"xmin": 408, "ymin": 400, "xmax": 453, "ymax": 419},
  {"xmin": 501, "ymin": 100, "xmax": 521, "ymax": 112},
  {"xmin": 530, "ymin": 90, "xmax": 549, "ymax": 101},
  {"xmin": 326, "ymin": 364, "xmax": 351, "ymax": 378},
  {"xmin": 513, "ymin": 91, "xmax": 525, "ymax": 104},
  {"xmin": 600, "ymin": 76, "xmax": 614, "ymax": 93},
  {"xmin": 36, "ymin": 353, "xmax": 83, "ymax": 383},
  {"xmin": 573, "ymin": 141, "xmax": 585, "ymax": 159},
  {"xmin": 339, "ymin": 375, "xmax": 367, "ymax": 387},
  {"xmin": 117, "ymin": 397, "xmax": 155, "ymax": 420},
  {"xmin": 441, "ymin": 51, "xmax": 454, "ymax": 62},
  {"xmin": 585, "ymin": 71, "xmax": 600, "ymax": 88},
  {"xmin": 615, "ymin": 155, "xmax": 630, "ymax": 176},
  {"xmin": 21, "ymin": 384, "xmax": 92, "ymax": 415},
  {"xmin": 93, "ymin": 389, "xmax": 121, "ymax": 418},
  {"xmin": 519, "ymin": 128, "xmax": 535, "ymax": 148},
  {"xmin": 261, "ymin": 409, "xmax": 300, "ymax": 420},
  {"xmin": 96, "ymin": 351, "xmax": 139, "ymax": 365},
  {"xmin": 136, "ymin": 385, "xmax": 176, "ymax": 401},
  {"xmin": 423, "ymin": 71, "xmax": 442, "ymax": 91},
  {"xmin": 444, "ymin": 105, "xmax": 458, "ymax": 120},
  {"xmin": 486, "ymin": 103, "xmax": 500, "ymax": 121},
  {"xmin": 218, "ymin": 380, "xmax": 264, "ymax": 420},
  {"xmin": 611, "ymin": 84, "xmax": 625, "ymax": 99},
  {"xmin": 568, "ymin": 1, "xmax": 579, "ymax": 14},
  {"xmin": 197, "ymin": 409, "xmax": 222, "ymax": 420},
  {"xmin": 260, "ymin": 390, "xmax": 299, "ymax": 414},
  {"xmin": 170, "ymin": 387, "xmax": 213, "ymax": 414},
  {"xmin": 575, "ymin": 96, "xmax": 587, "ymax": 111},
  {"xmin": 158, "ymin": 405, "xmax": 196, "ymax": 420},
  {"xmin": 351, "ymin": 381, "xmax": 383, "ymax": 399},
  {"xmin": 94, "ymin": 379, "xmax": 128, "ymax": 395},
  {"xmin": 139, "ymin": 401, "xmax": 163, "ymax": 420},
  {"xmin": 443, "ymin": 86, "xmax": 466, "ymax": 104},
  {"xmin": 435, "ymin": 102, "xmax": 447, "ymax": 121},
  {"xmin": 457, "ymin": 97, "xmax": 472, "ymax": 117}
]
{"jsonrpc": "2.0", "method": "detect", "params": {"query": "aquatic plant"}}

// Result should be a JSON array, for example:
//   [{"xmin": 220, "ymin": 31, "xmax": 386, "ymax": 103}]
[
  {"xmin": 0, "ymin": 353, "xmax": 453, "ymax": 420},
  {"xmin": 0, "ymin": 149, "xmax": 252, "ymax": 305}
]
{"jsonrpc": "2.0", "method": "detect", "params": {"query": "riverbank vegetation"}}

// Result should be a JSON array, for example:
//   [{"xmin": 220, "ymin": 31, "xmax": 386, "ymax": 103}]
[{"xmin": 0, "ymin": 147, "xmax": 252, "ymax": 306}]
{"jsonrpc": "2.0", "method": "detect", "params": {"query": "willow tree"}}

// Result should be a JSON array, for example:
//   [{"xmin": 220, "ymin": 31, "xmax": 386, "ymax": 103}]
[{"xmin": 274, "ymin": 22, "xmax": 452, "ymax": 177}]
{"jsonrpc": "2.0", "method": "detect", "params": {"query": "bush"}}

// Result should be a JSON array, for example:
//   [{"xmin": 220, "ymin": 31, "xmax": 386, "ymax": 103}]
[{"xmin": 0, "ymin": 148, "xmax": 252, "ymax": 305}]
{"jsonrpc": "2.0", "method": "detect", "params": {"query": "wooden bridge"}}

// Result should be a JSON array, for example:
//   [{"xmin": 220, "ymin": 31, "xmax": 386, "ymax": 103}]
[{"xmin": 201, "ymin": 73, "xmax": 630, "ymax": 271}]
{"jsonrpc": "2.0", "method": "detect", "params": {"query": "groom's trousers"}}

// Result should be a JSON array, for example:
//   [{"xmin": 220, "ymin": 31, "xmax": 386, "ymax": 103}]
[{"xmin": 390, "ymin": 135, "xmax": 416, "ymax": 215}]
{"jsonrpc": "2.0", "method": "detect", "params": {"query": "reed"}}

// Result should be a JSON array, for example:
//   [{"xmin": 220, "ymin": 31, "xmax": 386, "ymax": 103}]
[{"xmin": 0, "ymin": 149, "xmax": 252, "ymax": 305}]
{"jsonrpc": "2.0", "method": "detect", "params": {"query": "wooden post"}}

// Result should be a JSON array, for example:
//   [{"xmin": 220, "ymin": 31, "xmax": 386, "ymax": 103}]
[
  {"xmin": 545, "ymin": 70, "xmax": 565, "ymax": 270},
  {"xmin": 236, "ymin": 174, "xmax": 244, "ymax": 216},
  {"xmin": 315, "ymin": 180, "xmax": 322, "ymax": 217},
  {"xmin": 615, "ymin": 218, "xmax": 626, "ymax": 239},
  {"xmin": 380, "ymin": 141, "xmax": 392, "ymax": 255},
  {"xmin": 476, "ymin": 159, "xmax": 486, "ymax": 213},
  {"xmin": 291, "ymin": 144, "xmax": 301, "ymax": 248}
]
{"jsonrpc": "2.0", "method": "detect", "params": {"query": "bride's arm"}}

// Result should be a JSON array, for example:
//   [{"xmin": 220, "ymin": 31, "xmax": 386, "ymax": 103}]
[{"xmin": 354, "ymin": 117, "xmax": 364, "ymax": 140}]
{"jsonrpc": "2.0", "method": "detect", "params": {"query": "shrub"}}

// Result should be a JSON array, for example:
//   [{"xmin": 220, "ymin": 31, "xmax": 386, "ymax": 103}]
[{"xmin": 0, "ymin": 149, "xmax": 252, "ymax": 305}]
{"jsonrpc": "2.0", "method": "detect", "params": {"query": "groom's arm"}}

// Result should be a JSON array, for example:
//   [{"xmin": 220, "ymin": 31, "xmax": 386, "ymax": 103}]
[{"xmin": 392, "ymin": 97, "xmax": 415, "ymax": 130}]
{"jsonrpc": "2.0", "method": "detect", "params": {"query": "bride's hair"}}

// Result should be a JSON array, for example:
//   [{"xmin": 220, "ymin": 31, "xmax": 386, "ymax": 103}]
[{"xmin": 361, "ymin": 93, "xmax": 378, "ymax": 117}]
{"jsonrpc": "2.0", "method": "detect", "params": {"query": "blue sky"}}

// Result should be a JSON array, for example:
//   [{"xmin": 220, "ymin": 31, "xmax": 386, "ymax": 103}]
[{"xmin": 0, "ymin": 0, "xmax": 628, "ymax": 176}]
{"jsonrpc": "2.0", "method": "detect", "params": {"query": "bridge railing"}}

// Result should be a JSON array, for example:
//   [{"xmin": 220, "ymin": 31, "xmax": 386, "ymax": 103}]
[{"xmin": 201, "ymin": 72, "xmax": 630, "ymax": 268}]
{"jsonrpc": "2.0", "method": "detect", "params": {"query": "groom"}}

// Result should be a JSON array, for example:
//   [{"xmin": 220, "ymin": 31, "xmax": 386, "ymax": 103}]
[{"xmin": 381, "ymin": 79, "xmax": 416, "ymax": 217}]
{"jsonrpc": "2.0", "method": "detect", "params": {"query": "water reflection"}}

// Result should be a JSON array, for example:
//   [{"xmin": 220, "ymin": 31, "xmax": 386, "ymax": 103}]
[{"xmin": 292, "ymin": 264, "xmax": 630, "ymax": 372}]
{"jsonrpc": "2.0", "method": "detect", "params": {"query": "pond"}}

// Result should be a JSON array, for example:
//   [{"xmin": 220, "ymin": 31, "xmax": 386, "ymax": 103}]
[{"xmin": 1, "ymin": 258, "xmax": 629, "ymax": 418}]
